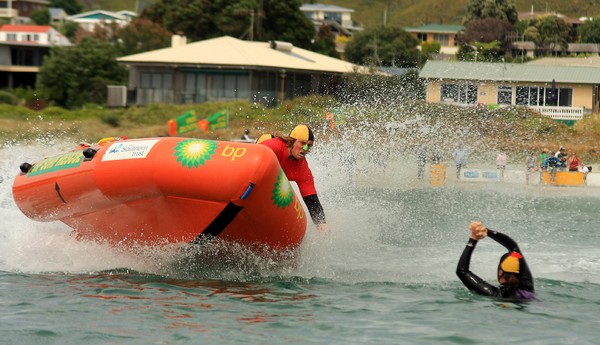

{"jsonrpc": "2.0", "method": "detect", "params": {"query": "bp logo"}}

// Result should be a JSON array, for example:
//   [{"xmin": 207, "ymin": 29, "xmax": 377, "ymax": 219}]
[
  {"xmin": 272, "ymin": 168, "xmax": 294, "ymax": 208},
  {"xmin": 174, "ymin": 139, "xmax": 217, "ymax": 169}
]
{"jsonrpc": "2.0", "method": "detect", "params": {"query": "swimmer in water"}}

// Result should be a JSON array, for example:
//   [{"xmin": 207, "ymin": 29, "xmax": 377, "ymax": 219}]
[{"xmin": 456, "ymin": 221, "xmax": 535, "ymax": 300}]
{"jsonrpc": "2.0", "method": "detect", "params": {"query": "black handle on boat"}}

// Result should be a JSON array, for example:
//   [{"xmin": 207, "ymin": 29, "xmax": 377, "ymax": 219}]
[{"xmin": 20, "ymin": 162, "xmax": 33, "ymax": 173}]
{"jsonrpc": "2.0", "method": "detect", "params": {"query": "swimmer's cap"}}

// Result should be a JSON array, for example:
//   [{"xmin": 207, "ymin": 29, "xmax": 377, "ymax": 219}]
[
  {"xmin": 500, "ymin": 251, "xmax": 522, "ymax": 274},
  {"xmin": 289, "ymin": 124, "xmax": 314, "ymax": 142},
  {"xmin": 256, "ymin": 133, "xmax": 274, "ymax": 144}
]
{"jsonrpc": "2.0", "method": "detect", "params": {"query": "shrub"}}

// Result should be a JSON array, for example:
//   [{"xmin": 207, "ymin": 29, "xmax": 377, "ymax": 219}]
[{"xmin": 0, "ymin": 90, "xmax": 19, "ymax": 105}]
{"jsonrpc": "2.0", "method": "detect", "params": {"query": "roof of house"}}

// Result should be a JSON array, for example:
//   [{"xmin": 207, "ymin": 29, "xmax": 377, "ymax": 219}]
[
  {"xmin": 117, "ymin": 36, "xmax": 365, "ymax": 74},
  {"xmin": 66, "ymin": 10, "xmax": 130, "ymax": 21},
  {"xmin": 527, "ymin": 56, "xmax": 600, "ymax": 67},
  {"xmin": 518, "ymin": 11, "xmax": 581, "ymax": 24},
  {"xmin": 300, "ymin": 4, "xmax": 354, "ymax": 13},
  {"xmin": 49, "ymin": 7, "xmax": 68, "ymax": 19},
  {"xmin": 419, "ymin": 60, "xmax": 600, "ymax": 84},
  {"xmin": 403, "ymin": 24, "xmax": 464, "ymax": 34},
  {"xmin": 0, "ymin": 25, "xmax": 52, "ymax": 33}
]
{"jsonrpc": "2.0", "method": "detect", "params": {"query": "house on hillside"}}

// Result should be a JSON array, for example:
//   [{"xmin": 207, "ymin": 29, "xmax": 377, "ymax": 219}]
[
  {"xmin": 116, "ymin": 35, "xmax": 367, "ymax": 106},
  {"xmin": 403, "ymin": 24, "xmax": 463, "ymax": 55},
  {"xmin": 509, "ymin": 10, "xmax": 586, "ymax": 58},
  {"xmin": 49, "ymin": 7, "xmax": 68, "ymax": 24},
  {"xmin": 419, "ymin": 60, "xmax": 600, "ymax": 120},
  {"xmin": 299, "ymin": 4, "xmax": 363, "ymax": 55},
  {"xmin": 300, "ymin": 3, "xmax": 362, "ymax": 36},
  {"xmin": 0, "ymin": 24, "xmax": 71, "ymax": 89},
  {"xmin": 66, "ymin": 10, "xmax": 136, "ymax": 32},
  {"xmin": 0, "ymin": 0, "xmax": 49, "ymax": 24}
]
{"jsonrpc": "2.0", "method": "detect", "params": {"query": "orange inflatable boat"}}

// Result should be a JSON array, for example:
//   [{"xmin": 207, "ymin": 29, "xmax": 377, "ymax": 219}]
[{"xmin": 12, "ymin": 137, "xmax": 307, "ymax": 250}]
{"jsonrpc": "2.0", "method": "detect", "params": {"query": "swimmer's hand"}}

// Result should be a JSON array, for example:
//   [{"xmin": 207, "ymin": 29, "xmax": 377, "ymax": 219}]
[{"xmin": 469, "ymin": 221, "xmax": 488, "ymax": 240}]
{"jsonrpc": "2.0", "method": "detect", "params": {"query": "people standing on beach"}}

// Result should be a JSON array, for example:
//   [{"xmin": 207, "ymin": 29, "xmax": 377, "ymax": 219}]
[
  {"xmin": 417, "ymin": 145, "xmax": 427, "ymax": 179},
  {"xmin": 241, "ymin": 129, "xmax": 251, "ymax": 141},
  {"xmin": 555, "ymin": 146, "xmax": 568, "ymax": 171},
  {"xmin": 568, "ymin": 152, "xmax": 582, "ymax": 172},
  {"xmin": 545, "ymin": 151, "xmax": 559, "ymax": 183},
  {"xmin": 456, "ymin": 221, "xmax": 535, "ymax": 300},
  {"xmin": 453, "ymin": 144, "xmax": 468, "ymax": 180},
  {"xmin": 525, "ymin": 152, "xmax": 537, "ymax": 185},
  {"xmin": 496, "ymin": 150, "xmax": 507, "ymax": 181},
  {"xmin": 259, "ymin": 124, "xmax": 329, "ymax": 234},
  {"xmin": 539, "ymin": 148, "xmax": 548, "ymax": 174}
]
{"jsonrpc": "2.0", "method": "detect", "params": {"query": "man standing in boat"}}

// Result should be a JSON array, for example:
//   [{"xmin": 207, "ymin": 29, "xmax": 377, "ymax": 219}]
[{"xmin": 260, "ymin": 124, "xmax": 329, "ymax": 234}]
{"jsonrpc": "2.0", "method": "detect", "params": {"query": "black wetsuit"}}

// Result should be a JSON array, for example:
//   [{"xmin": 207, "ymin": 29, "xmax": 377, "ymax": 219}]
[{"xmin": 456, "ymin": 229, "xmax": 535, "ymax": 300}]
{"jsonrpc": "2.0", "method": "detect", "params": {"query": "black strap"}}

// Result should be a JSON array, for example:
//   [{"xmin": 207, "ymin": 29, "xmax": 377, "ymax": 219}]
[{"xmin": 191, "ymin": 202, "xmax": 243, "ymax": 244}]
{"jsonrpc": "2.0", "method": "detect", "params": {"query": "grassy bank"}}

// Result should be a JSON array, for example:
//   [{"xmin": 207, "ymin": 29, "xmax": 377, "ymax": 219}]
[{"xmin": 1, "ymin": 96, "xmax": 598, "ymax": 163}]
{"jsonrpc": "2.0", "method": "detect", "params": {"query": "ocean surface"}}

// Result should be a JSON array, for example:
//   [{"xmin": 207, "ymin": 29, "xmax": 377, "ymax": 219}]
[{"xmin": 1, "ymin": 140, "xmax": 600, "ymax": 345}]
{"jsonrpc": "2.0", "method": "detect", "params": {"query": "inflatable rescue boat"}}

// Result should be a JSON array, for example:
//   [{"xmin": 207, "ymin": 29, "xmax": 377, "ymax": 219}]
[{"xmin": 12, "ymin": 137, "xmax": 307, "ymax": 250}]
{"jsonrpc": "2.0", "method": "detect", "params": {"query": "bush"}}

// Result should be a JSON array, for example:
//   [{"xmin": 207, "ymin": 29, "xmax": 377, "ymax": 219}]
[
  {"xmin": 0, "ymin": 90, "xmax": 19, "ymax": 105},
  {"xmin": 101, "ymin": 113, "xmax": 121, "ymax": 127}
]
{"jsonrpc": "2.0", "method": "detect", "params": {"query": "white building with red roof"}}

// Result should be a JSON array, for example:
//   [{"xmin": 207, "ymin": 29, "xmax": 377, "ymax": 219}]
[
  {"xmin": 0, "ymin": 24, "xmax": 71, "ymax": 46},
  {"xmin": 0, "ymin": 24, "xmax": 70, "ymax": 89}
]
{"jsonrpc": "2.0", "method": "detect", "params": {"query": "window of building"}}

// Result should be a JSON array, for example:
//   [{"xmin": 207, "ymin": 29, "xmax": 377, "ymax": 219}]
[
  {"xmin": 440, "ymin": 84, "xmax": 477, "ymax": 104},
  {"xmin": 6, "ymin": 33, "xmax": 16, "ymax": 41},
  {"xmin": 140, "ymin": 72, "xmax": 172, "ymax": 89},
  {"xmin": 183, "ymin": 71, "xmax": 249, "ymax": 103},
  {"xmin": 324, "ymin": 12, "xmax": 342, "ymax": 24},
  {"xmin": 514, "ymin": 86, "xmax": 572, "ymax": 107},
  {"xmin": 417, "ymin": 33, "xmax": 428, "ymax": 42},
  {"xmin": 11, "ymin": 48, "xmax": 35, "ymax": 66},
  {"xmin": 433, "ymin": 33, "xmax": 450, "ymax": 46},
  {"xmin": 497, "ymin": 85, "xmax": 512, "ymax": 105}
]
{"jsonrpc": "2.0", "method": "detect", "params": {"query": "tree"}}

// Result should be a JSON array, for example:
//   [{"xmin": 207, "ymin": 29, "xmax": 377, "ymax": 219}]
[
  {"xmin": 49, "ymin": 0, "xmax": 82, "ymax": 15},
  {"xmin": 344, "ymin": 26, "xmax": 423, "ymax": 67},
  {"xmin": 141, "ymin": 0, "xmax": 314, "ymax": 49},
  {"xmin": 458, "ymin": 17, "xmax": 514, "ymax": 53},
  {"xmin": 464, "ymin": 0, "xmax": 518, "ymax": 25},
  {"xmin": 421, "ymin": 41, "xmax": 441, "ymax": 57},
  {"xmin": 30, "ymin": 9, "xmax": 50, "ymax": 25},
  {"xmin": 115, "ymin": 18, "xmax": 172, "ymax": 56},
  {"xmin": 257, "ymin": 0, "xmax": 315, "ymax": 49},
  {"xmin": 311, "ymin": 24, "xmax": 339, "ymax": 58},
  {"xmin": 534, "ymin": 16, "xmax": 571, "ymax": 55},
  {"xmin": 578, "ymin": 18, "xmax": 600, "ymax": 43},
  {"xmin": 37, "ymin": 37, "xmax": 127, "ymax": 108},
  {"xmin": 457, "ymin": 41, "xmax": 503, "ymax": 62}
]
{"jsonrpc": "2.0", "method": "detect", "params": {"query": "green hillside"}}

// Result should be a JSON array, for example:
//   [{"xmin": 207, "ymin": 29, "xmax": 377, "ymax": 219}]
[
  {"xmin": 308, "ymin": 0, "xmax": 600, "ymax": 28},
  {"xmin": 85, "ymin": 0, "xmax": 600, "ymax": 28}
]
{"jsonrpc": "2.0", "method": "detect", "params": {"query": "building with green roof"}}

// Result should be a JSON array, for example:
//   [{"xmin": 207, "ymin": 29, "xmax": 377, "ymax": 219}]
[
  {"xmin": 419, "ymin": 60, "xmax": 600, "ymax": 120},
  {"xmin": 403, "ymin": 24, "xmax": 464, "ymax": 55}
]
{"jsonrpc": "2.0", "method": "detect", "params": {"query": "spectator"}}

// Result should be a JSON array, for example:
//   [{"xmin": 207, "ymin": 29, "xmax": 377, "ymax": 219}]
[
  {"xmin": 555, "ymin": 146, "xmax": 568, "ymax": 171},
  {"xmin": 453, "ymin": 144, "xmax": 468, "ymax": 180},
  {"xmin": 417, "ymin": 145, "xmax": 427, "ymax": 179},
  {"xmin": 241, "ymin": 129, "xmax": 252, "ymax": 141},
  {"xmin": 496, "ymin": 150, "xmax": 507, "ymax": 180},
  {"xmin": 545, "ymin": 151, "xmax": 559, "ymax": 183},
  {"xmin": 568, "ymin": 152, "xmax": 582, "ymax": 172},
  {"xmin": 525, "ymin": 152, "xmax": 537, "ymax": 185}
]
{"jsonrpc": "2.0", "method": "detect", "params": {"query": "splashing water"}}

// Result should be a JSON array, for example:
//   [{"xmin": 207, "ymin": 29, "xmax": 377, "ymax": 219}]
[{"xmin": 1, "ymin": 121, "xmax": 599, "ymax": 286}]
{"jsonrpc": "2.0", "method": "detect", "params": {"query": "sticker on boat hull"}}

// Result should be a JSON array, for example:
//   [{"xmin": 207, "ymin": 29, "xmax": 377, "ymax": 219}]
[
  {"xmin": 27, "ymin": 151, "xmax": 84, "ymax": 177},
  {"xmin": 101, "ymin": 139, "xmax": 159, "ymax": 161}
]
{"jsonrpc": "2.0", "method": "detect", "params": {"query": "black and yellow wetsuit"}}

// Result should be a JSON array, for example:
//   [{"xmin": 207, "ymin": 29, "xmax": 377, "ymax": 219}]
[{"xmin": 456, "ymin": 229, "xmax": 535, "ymax": 300}]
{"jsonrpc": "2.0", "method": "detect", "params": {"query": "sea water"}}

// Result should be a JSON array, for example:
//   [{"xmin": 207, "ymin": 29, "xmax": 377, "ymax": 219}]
[{"xmin": 1, "ymin": 139, "xmax": 600, "ymax": 345}]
